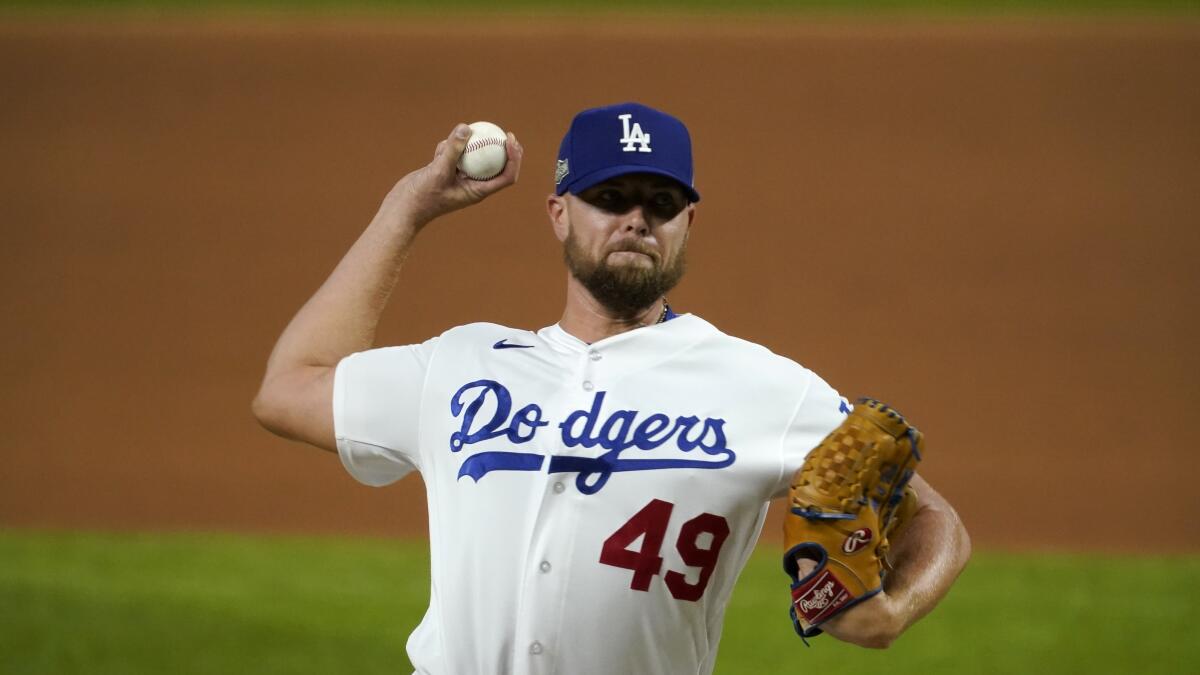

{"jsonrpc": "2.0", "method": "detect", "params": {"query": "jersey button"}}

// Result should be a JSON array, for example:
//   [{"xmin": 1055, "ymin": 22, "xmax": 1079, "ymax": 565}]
[
  {"xmin": 539, "ymin": 560, "xmax": 552, "ymax": 573},
  {"xmin": 530, "ymin": 641, "xmax": 544, "ymax": 655},
  {"xmin": 582, "ymin": 380, "xmax": 594, "ymax": 391},
  {"xmin": 552, "ymin": 482, "xmax": 565, "ymax": 494},
  {"xmin": 588, "ymin": 349, "xmax": 602, "ymax": 361}
]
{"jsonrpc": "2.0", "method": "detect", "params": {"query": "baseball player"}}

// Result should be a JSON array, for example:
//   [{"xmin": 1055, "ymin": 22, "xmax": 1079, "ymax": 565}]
[{"xmin": 254, "ymin": 102, "xmax": 970, "ymax": 674}]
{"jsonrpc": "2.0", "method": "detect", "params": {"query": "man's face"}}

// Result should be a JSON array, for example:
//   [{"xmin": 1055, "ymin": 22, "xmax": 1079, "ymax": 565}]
[{"xmin": 556, "ymin": 173, "xmax": 694, "ymax": 315}]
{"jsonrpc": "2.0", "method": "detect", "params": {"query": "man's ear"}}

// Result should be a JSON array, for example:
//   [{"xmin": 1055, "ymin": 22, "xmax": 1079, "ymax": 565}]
[
  {"xmin": 685, "ymin": 202, "xmax": 696, "ymax": 230},
  {"xmin": 547, "ymin": 194, "xmax": 569, "ymax": 242}
]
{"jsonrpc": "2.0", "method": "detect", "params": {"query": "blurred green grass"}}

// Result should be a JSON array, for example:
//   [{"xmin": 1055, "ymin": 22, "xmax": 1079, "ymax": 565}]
[{"xmin": 2, "ymin": 530, "xmax": 1198, "ymax": 675}]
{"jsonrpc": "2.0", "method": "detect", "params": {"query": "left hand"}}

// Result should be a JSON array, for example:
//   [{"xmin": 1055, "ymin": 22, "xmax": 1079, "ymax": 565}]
[
  {"xmin": 783, "ymin": 399, "xmax": 922, "ymax": 639},
  {"xmin": 793, "ymin": 472, "xmax": 972, "ymax": 650},
  {"xmin": 788, "ymin": 557, "xmax": 902, "ymax": 649}
]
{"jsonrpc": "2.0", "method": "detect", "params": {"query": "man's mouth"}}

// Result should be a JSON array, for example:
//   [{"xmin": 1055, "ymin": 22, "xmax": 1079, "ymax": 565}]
[{"xmin": 608, "ymin": 245, "xmax": 657, "ymax": 261}]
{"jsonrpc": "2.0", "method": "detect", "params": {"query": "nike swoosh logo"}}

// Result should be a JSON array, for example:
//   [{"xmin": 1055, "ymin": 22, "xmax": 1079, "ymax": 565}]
[{"xmin": 493, "ymin": 339, "xmax": 535, "ymax": 350}]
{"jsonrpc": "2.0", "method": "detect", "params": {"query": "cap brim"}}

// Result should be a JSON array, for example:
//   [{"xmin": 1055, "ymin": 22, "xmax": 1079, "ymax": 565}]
[{"xmin": 558, "ymin": 164, "xmax": 701, "ymax": 203}]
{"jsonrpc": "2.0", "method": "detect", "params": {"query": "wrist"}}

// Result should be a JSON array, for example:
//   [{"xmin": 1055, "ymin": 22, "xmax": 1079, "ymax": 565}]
[{"xmin": 377, "ymin": 183, "xmax": 435, "ymax": 235}]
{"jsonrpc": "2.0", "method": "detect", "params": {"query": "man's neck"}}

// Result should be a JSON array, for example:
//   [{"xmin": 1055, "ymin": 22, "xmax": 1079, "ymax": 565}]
[{"xmin": 558, "ymin": 276, "xmax": 665, "ymax": 344}]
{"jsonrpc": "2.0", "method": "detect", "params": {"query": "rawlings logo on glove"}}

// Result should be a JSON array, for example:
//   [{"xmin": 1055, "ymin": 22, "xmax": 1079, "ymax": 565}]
[
  {"xmin": 783, "ymin": 398, "xmax": 923, "ymax": 639},
  {"xmin": 841, "ymin": 529, "xmax": 872, "ymax": 554},
  {"xmin": 796, "ymin": 574, "xmax": 845, "ymax": 613}
]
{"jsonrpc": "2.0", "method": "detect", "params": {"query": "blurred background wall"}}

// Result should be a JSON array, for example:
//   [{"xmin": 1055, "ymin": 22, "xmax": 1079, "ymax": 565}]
[{"xmin": 1, "ymin": 4, "xmax": 1198, "ymax": 552}]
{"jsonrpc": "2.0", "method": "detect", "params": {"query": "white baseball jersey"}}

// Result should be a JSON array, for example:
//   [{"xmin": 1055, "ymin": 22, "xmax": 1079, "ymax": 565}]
[{"xmin": 334, "ymin": 313, "xmax": 847, "ymax": 675}]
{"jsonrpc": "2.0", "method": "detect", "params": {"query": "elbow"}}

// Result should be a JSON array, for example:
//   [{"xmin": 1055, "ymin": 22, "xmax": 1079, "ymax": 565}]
[
  {"xmin": 251, "ymin": 385, "xmax": 288, "ymax": 437},
  {"xmin": 823, "ymin": 598, "xmax": 903, "ymax": 650},
  {"xmin": 869, "ymin": 638, "xmax": 896, "ymax": 651},
  {"xmin": 840, "ymin": 621, "xmax": 900, "ymax": 650},
  {"xmin": 856, "ymin": 632, "xmax": 898, "ymax": 651},
  {"xmin": 248, "ymin": 366, "xmax": 336, "ymax": 452},
  {"xmin": 927, "ymin": 493, "xmax": 973, "ymax": 573},
  {"xmin": 950, "ymin": 506, "xmax": 973, "ymax": 572}
]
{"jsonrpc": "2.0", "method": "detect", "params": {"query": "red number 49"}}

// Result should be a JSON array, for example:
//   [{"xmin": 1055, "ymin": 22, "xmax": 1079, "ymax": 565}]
[{"xmin": 599, "ymin": 499, "xmax": 731, "ymax": 602}]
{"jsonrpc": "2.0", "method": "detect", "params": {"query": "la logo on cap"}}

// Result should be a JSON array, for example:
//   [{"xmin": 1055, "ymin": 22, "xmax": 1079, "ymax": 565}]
[{"xmin": 618, "ymin": 113, "xmax": 652, "ymax": 153}]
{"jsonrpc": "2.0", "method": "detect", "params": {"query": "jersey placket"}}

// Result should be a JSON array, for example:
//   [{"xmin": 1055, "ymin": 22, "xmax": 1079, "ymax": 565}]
[{"xmin": 509, "ymin": 343, "xmax": 605, "ymax": 674}]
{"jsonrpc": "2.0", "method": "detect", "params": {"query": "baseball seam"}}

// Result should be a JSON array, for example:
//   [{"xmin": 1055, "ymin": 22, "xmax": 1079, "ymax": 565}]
[
  {"xmin": 465, "ymin": 138, "xmax": 506, "ymax": 152},
  {"xmin": 461, "ymin": 136, "xmax": 506, "ymax": 178}
]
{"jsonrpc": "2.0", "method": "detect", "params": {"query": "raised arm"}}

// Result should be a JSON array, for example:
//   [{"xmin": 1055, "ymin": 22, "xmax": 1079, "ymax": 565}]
[
  {"xmin": 251, "ymin": 124, "xmax": 523, "ymax": 451},
  {"xmin": 820, "ymin": 473, "xmax": 971, "ymax": 648}
]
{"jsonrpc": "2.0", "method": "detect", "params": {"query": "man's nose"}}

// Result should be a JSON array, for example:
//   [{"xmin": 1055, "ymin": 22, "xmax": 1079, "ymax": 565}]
[{"xmin": 620, "ymin": 205, "xmax": 650, "ymax": 236}]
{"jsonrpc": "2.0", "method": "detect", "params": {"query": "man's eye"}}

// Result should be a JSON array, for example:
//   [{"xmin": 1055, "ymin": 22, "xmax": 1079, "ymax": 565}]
[
  {"xmin": 594, "ymin": 190, "xmax": 627, "ymax": 210},
  {"xmin": 650, "ymin": 193, "xmax": 684, "ymax": 216}
]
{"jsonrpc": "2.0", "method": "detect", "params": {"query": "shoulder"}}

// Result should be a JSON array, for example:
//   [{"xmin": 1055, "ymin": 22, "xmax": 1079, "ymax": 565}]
[
  {"xmin": 403, "ymin": 322, "xmax": 545, "ymax": 369},
  {"xmin": 683, "ymin": 315, "xmax": 817, "ymax": 383},
  {"xmin": 410, "ymin": 322, "xmax": 536, "ymax": 353},
  {"xmin": 341, "ymin": 322, "xmax": 530, "ymax": 369},
  {"xmin": 682, "ymin": 314, "xmax": 846, "ymax": 415},
  {"xmin": 681, "ymin": 314, "xmax": 847, "ymax": 424},
  {"xmin": 436, "ymin": 321, "xmax": 531, "ymax": 341}
]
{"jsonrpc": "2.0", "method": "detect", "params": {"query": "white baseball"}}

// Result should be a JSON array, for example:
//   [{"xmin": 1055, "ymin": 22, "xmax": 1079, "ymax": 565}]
[{"xmin": 457, "ymin": 121, "xmax": 508, "ymax": 180}]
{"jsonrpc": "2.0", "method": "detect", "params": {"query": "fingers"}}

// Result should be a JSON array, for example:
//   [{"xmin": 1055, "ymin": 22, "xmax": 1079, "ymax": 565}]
[
  {"xmin": 433, "ymin": 123, "xmax": 472, "ymax": 175},
  {"xmin": 469, "ymin": 132, "xmax": 523, "ymax": 195},
  {"xmin": 506, "ymin": 131, "xmax": 523, "ymax": 183},
  {"xmin": 493, "ymin": 132, "xmax": 524, "ymax": 184},
  {"xmin": 793, "ymin": 557, "xmax": 819, "ymax": 578}
]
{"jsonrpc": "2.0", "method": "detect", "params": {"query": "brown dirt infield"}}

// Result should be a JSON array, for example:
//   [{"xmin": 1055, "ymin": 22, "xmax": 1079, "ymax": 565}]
[{"xmin": 1, "ymin": 15, "xmax": 1197, "ymax": 552}]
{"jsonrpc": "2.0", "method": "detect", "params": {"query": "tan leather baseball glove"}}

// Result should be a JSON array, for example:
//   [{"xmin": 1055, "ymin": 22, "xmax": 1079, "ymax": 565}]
[{"xmin": 783, "ymin": 398, "xmax": 923, "ymax": 639}]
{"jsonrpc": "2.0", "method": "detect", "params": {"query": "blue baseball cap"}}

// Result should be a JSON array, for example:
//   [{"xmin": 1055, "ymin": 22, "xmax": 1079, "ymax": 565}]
[{"xmin": 554, "ymin": 102, "xmax": 700, "ymax": 203}]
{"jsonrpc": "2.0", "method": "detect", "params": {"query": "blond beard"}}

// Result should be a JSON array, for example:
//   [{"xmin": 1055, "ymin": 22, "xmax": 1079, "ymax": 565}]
[{"xmin": 562, "ymin": 228, "xmax": 686, "ymax": 316}]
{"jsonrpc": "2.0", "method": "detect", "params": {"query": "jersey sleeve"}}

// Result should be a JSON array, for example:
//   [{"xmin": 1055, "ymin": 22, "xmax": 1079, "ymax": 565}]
[
  {"xmin": 773, "ymin": 371, "xmax": 849, "ymax": 499},
  {"xmin": 333, "ymin": 337, "xmax": 439, "ymax": 487}
]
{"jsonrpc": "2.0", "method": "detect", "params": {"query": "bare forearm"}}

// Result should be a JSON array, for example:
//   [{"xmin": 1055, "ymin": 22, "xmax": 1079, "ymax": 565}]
[
  {"xmin": 818, "ymin": 474, "xmax": 970, "ymax": 648},
  {"xmin": 261, "ymin": 125, "xmax": 522, "ymax": 383},
  {"xmin": 263, "ymin": 190, "xmax": 425, "ymax": 376},
  {"xmin": 251, "ymin": 124, "xmax": 523, "ymax": 450},
  {"xmin": 250, "ymin": 190, "xmax": 428, "ymax": 451},
  {"xmin": 882, "ymin": 486, "xmax": 972, "ymax": 634}
]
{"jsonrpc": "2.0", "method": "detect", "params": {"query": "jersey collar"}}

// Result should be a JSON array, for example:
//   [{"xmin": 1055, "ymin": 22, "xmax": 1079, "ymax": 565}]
[{"xmin": 537, "ymin": 314, "xmax": 716, "ymax": 378}]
